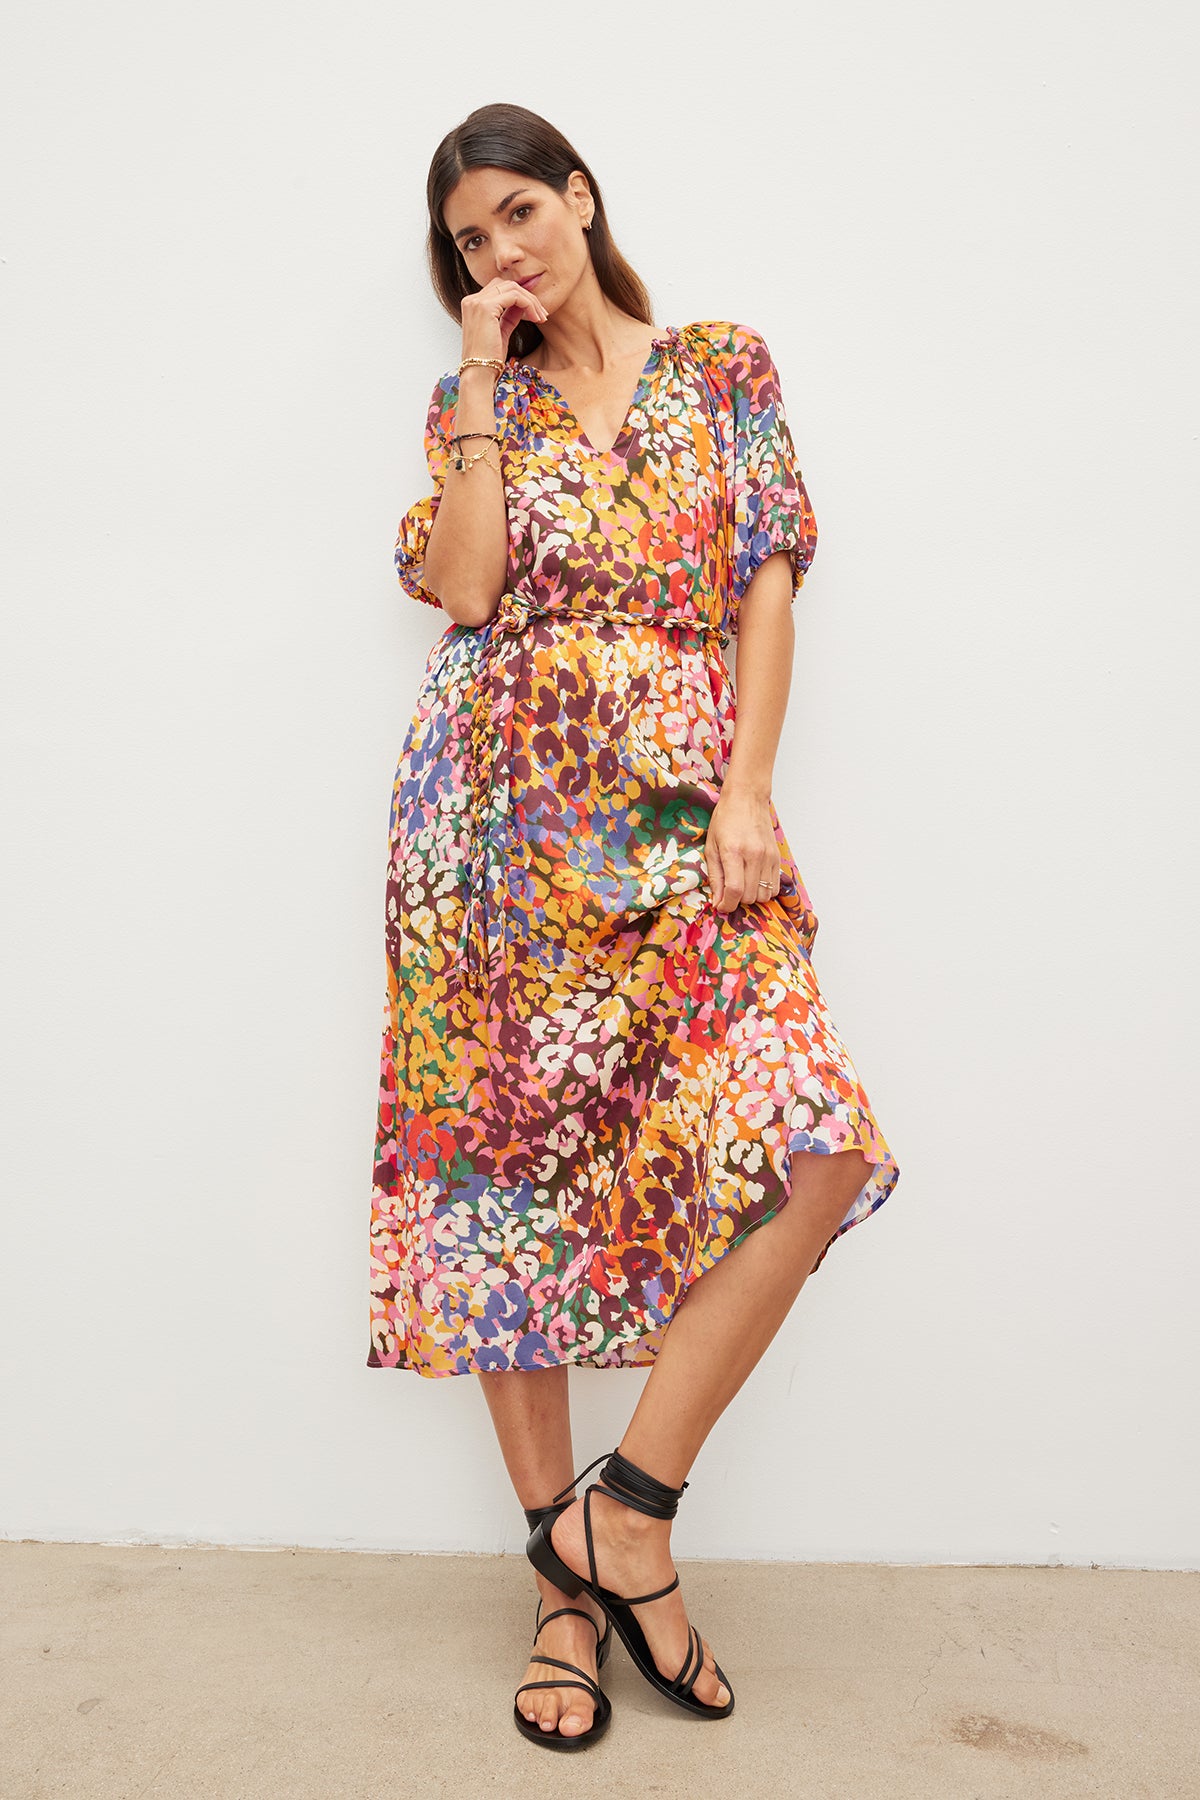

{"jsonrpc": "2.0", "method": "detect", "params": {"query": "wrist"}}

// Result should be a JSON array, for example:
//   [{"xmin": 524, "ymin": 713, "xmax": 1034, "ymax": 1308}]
[
  {"xmin": 720, "ymin": 770, "xmax": 773, "ymax": 802},
  {"xmin": 457, "ymin": 364, "xmax": 501, "ymax": 393},
  {"xmin": 453, "ymin": 376, "xmax": 502, "ymax": 432}
]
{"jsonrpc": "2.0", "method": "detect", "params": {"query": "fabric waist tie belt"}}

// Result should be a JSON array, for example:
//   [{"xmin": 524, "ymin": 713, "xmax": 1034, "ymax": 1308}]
[{"xmin": 452, "ymin": 594, "xmax": 731, "ymax": 1005}]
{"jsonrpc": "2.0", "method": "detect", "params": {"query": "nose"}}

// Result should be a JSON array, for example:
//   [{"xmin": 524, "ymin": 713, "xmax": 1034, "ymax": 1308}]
[{"xmin": 493, "ymin": 231, "xmax": 523, "ymax": 275}]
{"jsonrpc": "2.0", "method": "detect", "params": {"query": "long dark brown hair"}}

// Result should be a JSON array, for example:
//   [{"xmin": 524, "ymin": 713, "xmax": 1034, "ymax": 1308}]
[{"xmin": 426, "ymin": 103, "xmax": 653, "ymax": 363}]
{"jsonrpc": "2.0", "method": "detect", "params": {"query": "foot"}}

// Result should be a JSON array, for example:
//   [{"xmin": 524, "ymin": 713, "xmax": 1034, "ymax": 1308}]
[
  {"xmin": 549, "ymin": 1489, "xmax": 730, "ymax": 1708},
  {"xmin": 516, "ymin": 1574, "xmax": 608, "ymax": 1739}
]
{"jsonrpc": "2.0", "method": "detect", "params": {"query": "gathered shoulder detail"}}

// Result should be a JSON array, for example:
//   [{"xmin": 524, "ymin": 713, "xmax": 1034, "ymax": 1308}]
[{"xmin": 677, "ymin": 320, "xmax": 769, "ymax": 381}]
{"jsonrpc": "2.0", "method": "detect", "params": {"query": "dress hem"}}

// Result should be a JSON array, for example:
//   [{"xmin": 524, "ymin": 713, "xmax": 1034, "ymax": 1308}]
[{"xmin": 366, "ymin": 1141, "xmax": 899, "ymax": 1379}]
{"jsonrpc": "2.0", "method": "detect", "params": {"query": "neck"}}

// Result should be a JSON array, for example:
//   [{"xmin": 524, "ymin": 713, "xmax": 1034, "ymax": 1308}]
[{"xmin": 532, "ymin": 298, "xmax": 655, "ymax": 375}]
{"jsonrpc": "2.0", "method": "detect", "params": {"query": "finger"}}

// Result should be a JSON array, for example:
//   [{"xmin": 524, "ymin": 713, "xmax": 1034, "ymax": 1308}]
[
  {"xmin": 717, "ymin": 847, "xmax": 745, "ymax": 912},
  {"xmin": 510, "ymin": 290, "xmax": 548, "ymax": 322},
  {"xmin": 754, "ymin": 856, "xmax": 781, "ymax": 902},
  {"xmin": 745, "ymin": 853, "xmax": 766, "ymax": 903},
  {"xmin": 499, "ymin": 278, "xmax": 548, "ymax": 320},
  {"xmin": 704, "ymin": 836, "xmax": 724, "ymax": 907},
  {"xmin": 499, "ymin": 292, "xmax": 546, "ymax": 332},
  {"xmin": 508, "ymin": 277, "xmax": 547, "ymax": 302}
]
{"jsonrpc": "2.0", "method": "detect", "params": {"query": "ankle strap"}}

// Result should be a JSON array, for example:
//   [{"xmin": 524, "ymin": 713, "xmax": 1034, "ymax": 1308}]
[
  {"xmin": 548, "ymin": 1451, "xmax": 614, "ymax": 1509},
  {"xmin": 547, "ymin": 1448, "xmax": 691, "ymax": 1520},
  {"xmin": 523, "ymin": 1500, "xmax": 568, "ymax": 1533},
  {"xmin": 596, "ymin": 1448, "xmax": 689, "ymax": 1520}
]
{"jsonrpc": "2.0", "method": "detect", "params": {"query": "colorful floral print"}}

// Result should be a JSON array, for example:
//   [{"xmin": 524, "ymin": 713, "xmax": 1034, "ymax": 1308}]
[{"xmin": 368, "ymin": 321, "xmax": 899, "ymax": 1376}]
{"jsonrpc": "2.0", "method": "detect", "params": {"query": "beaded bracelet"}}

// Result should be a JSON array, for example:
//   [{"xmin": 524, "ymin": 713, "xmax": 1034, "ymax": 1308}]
[{"xmin": 458, "ymin": 356, "xmax": 505, "ymax": 374}]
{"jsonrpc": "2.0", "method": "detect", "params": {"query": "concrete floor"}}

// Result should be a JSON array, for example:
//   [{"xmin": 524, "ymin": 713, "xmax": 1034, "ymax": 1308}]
[{"xmin": 2, "ymin": 1543, "xmax": 1197, "ymax": 1799}]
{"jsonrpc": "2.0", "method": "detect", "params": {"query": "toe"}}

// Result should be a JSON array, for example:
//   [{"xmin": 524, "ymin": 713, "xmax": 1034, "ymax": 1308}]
[
  {"xmin": 697, "ymin": 1668, "xmax": 730, "ymax": 1706},
  {"xmin": 691, "ymin": 1638, "xmax": 730, "ymax": 1707},
  {"xmin": 538, "ymin": 1692, "xmax": 561, "ymax": 1732}
]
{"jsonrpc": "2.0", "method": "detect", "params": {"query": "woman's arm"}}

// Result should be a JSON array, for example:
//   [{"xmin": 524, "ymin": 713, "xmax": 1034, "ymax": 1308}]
[
  {"xmin": 423, "ymin": 280, "xmax": 549, "ymax": 627},
  {"xmin": 422, "ymin": 364, "xmax": 509, "ymax": 627},
  {"xmin": 704, "ymin": 549, "xmax": 794, "ymax": 912}
]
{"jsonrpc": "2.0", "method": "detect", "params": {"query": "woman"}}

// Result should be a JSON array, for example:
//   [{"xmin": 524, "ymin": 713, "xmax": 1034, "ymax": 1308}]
[{"xmin": 369, "ymin": 102, "xmax": 900, "ymax": 1750}]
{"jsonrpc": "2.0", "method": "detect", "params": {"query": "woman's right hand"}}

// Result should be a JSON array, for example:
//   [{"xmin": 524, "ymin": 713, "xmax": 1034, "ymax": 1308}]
[{"xmin": 460, "ymin": 278, "xmax": 549, "ymax": 365}]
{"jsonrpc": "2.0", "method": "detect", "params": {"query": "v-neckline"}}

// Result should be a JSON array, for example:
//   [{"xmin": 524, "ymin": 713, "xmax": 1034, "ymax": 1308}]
[{"xmin": 511, "ymin": 327, "xmax": 677, "ymax": 460}]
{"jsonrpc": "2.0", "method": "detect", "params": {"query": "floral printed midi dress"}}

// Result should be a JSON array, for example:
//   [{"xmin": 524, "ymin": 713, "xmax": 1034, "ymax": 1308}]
[{"xmin": 368, "ymin": 320, "xmax": 899, "ymax": 1377}]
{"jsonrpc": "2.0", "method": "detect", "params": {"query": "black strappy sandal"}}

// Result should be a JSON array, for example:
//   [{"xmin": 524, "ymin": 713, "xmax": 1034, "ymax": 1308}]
[
  {"xmin": 513, "ymin": 1501, "xmax": 614, "ymax": 1751},
  {"xmin": 526, "ymin": 1450, "xmax": 735, "ymax": 1720}
]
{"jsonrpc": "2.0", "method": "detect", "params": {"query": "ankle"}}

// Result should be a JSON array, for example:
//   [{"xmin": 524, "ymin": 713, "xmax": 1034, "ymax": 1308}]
[{"xmin": 591, "ymin": 1485, "xmax": 670, "ymax": 1544}]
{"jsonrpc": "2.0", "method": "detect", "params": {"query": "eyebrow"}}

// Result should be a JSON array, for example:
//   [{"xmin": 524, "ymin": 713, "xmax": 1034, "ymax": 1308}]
[{"xmin": 451, "ymin": 189, "xmax": 532, "ymax": 244}]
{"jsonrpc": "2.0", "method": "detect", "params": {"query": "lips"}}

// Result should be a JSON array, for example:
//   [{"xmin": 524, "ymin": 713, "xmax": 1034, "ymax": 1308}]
[{"xmin": 518, "ymin": 274, "xmax": 543, "ymax": 289}]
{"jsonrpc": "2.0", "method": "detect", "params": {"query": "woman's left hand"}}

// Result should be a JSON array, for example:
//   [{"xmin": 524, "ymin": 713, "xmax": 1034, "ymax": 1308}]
[{"xmin": 704, "ymin": 784, "xmax": 781, "ymax": 913}]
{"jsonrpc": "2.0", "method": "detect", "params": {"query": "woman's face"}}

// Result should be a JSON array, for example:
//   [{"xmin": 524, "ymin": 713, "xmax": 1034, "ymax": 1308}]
[{"xmin": 443, "ymin": 167, "xmax": 592, "ymax": 316}]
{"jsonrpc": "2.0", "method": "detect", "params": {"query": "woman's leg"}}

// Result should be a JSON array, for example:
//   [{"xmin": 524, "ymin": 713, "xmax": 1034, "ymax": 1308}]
[
  {"xmin": 623, "ymin": 1147, "xmax": 874, "ymax": 1477},
  {"xmin": 477, "ymin": 1361, "xmax": 576, "ymax": 1510},
  {"xmin": 549, "ymin": 1145, "xmax": 875, "ymax": 1708},
  {"xmin": 477, "ymin": 1363, "xmax": 608, "ymax": 1738}
]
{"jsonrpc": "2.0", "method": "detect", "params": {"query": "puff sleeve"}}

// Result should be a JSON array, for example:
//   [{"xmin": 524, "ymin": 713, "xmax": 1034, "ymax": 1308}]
[
  {"xmin": 726, "ymin": 325, "xmax": 818, "ymax": 609},
  {"xmin": 393, "ymin": 369, "xmax": 459, "ymax": 609}
]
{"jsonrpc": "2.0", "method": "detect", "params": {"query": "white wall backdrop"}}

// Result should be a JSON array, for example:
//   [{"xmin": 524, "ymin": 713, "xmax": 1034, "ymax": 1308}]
[{"xmin": 2, "ymin": 0, "xmax": 1196, "ymax": 1566}]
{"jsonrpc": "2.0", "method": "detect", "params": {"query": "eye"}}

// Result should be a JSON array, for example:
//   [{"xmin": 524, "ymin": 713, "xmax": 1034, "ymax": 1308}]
[{"xmin": 461, "ymin": 206, "xmax": 531, "ymax": 255}]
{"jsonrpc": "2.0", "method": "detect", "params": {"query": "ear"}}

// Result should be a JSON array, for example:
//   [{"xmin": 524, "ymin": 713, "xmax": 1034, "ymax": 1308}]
[{"xmin": 566, "ymin": 169, "xmax": 593, "ymax": 222}]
